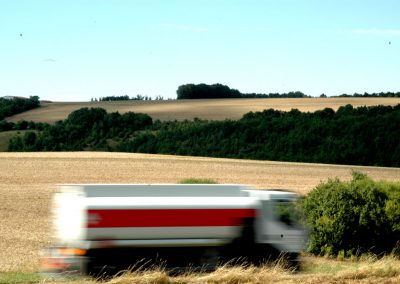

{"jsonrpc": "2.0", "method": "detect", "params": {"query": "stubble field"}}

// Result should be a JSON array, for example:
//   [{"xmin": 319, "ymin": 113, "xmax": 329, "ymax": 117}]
[
  {"xmin": 1, "ymin": 152, "xmax": 400, "ymax": 283},
  {"xmin": 7, "ymin": 97, "xmax": 400, "ymax": 123}
]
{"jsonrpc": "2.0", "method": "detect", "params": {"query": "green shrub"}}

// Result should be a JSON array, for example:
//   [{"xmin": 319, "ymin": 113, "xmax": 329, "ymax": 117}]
[
  {"xmin": 300, "ymin": 172, "xmax": 400, "ymax": 256},
  {"xmin": 179, "ymin": 178, "xmax": 218, "ymax": 184}
]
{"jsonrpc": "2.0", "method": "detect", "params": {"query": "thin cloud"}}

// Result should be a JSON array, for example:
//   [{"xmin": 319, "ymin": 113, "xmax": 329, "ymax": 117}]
[
  {"xmin": 352, "ymin": 28, "xmax": 400, "ymax": 36},
  {"xmin": 42, "ymin": 58, "xmax": 56, "ymax": 62}
]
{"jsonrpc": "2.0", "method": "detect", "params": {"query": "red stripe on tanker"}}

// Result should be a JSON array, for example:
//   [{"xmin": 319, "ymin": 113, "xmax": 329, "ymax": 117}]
[{"xmin": 87, "ymin": 208, "xmax": 256, "ymax": 228}]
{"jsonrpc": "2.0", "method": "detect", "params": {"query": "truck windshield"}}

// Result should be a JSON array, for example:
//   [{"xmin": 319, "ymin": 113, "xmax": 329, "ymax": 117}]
[{"xmin": 273, "ymin": 200, "xmax": 300, "ymax": 227}]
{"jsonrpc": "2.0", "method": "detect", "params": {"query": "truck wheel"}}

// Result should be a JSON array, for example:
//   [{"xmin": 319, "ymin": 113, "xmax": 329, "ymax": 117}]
[
  {"xmin": 200, "ymin": 248, "xmax": 219, "ymax": 272},
  {"xmin": 285, "ymin": 252, "xmax": 300, "ymax": 271},
  {"xmin": 82, "ymin": 256, "xmax": 109, "ymax": 278},
  {"xmin": 81, "ymin": 256, "xmax": 93, "ymax": 275}
]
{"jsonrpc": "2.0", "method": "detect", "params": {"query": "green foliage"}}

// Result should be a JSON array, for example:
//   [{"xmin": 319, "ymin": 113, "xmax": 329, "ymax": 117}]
[
  {"xmin": 0, "ymin": 120, "xmax": 15, "ymax": 131},
  {"xmin": 119, "ymin": 104, "xmax": 400, "ymax": 167},
  {"xmin": 99, "ymin": 95, "xmax": 130, "ymax": 101},
  {"xmin": 0, "ymin": 130, "xmax": 26, "ymax": 151},
  {"xmin": 0, "ymin": 96, "xmax": 40, "ymax": 120},
  {"xmin": 300, "ymin": 172, "xmax": 400, "ymax": 256},
  {"xmin": 6, "ymin": 104, "xmax": 400, "ymax": 168},
  {"xmin": 0, "ymin": 119, "xmax": 39, "ymax": 132},
  {"xmin": 176, "ymin": 83, "xmax": 309, "ymax": 99},
  {"xmin": 336, "ymin": 92, "xmax": 400, "ymax": 97},
  {"xmin": 15, "ymin": 120, "xmax": 28, "ymax": 130},
  {"xmin": 8, "ymin": 107, "xmax": 152, "ymax": 151},
  {"xmin": 98, "ymin": 95, "xmax": 153, "ymax": 101},
  {"xmin": 0, "ymin": 96, "xmax": 41, "ymax": 135},
  {"xmin": 177, "ymin": 83, "xmax": 242, "ymax": 99},
  {"xmin": 179, "ymin": 178, "xmax": 218, "ymax": 184},
  {"xmin": 176, "ymin": 83, "xmax": 400, "ymax": 99},
  {"xmin": 242, "ymin": 91, "xmax": 309, "ymax": 98}
]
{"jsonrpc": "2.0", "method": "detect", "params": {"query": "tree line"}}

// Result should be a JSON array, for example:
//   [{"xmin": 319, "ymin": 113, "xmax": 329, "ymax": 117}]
[
  {"xmin": 176, "ymin": 84, "xmax": 309, "ymax": 99},
  {"xmin": 335, "ymin": 92, "xmax": 400, "ymax": 98},
  {"xmin": 93, "ymin": 95, "xmax": 165, "ymax": 102},
  {"xmin": 7, "ymin": 104, "xmax": 400, "ymax": 167},
  {"xmin": 117, "ymin": 105, "xmax": 400, "ymax": 167},
  {"xmin": 8, "ymin": 108, "xmax": 152, "ymax": 151},
  {"xmin": 176, "ymin": 83, "xmax": 400, "ymax": 99},
  {"xmin": 0, "ymin": 96, "xmax": 40, "ymax": 120}
]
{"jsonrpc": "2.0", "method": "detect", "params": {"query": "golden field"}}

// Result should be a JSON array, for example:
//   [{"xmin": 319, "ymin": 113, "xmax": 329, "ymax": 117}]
[
  {"xmin": 7, "ymin": 97, "xmax": 400, "ymax": 123},
  {"xmin": 1, "ymin": 152, "xmax": 400, "ymax": 283}
]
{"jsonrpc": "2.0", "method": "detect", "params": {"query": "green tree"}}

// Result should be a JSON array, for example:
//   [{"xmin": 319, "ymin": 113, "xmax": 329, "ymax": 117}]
[{"xmin": 300, "ymin": 172, "xmax": 399, "ymax": 255}]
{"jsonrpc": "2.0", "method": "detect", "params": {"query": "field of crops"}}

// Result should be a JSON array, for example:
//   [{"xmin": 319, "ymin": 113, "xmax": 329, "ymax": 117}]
[
  {"xmin": 1, "ymin": 152, "xmax": 400, "ymax": 283},
  {"xmin": 7, "ymin": 97, "xmax": 400, "ymax": 123}
]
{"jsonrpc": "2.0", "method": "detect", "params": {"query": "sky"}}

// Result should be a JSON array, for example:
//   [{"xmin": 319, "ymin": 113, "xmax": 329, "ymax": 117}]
[{"xmin": 1, "ymin": 0, "xmax": 399, "ymax": 101}]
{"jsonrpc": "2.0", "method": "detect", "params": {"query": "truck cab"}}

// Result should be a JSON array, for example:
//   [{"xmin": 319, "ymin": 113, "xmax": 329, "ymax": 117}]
[{"xmin": 244, "ymin": 190, "xmax": 307, "ymax": 263}]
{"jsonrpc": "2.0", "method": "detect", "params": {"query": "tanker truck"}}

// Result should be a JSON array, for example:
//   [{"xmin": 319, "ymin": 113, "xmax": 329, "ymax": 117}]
[{"xmin": 42, "ymin": 184, "xmax": 307, "ymax": 275}]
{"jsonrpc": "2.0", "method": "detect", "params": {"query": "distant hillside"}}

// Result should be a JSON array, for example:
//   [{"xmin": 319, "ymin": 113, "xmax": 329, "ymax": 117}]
[
  {"xmin": 8, "ymin": 104, "xmax": 400, "ymax": 167},
  {"xmin": 6, "ymin": 97, "xmax": 400, "ymax": 123}
]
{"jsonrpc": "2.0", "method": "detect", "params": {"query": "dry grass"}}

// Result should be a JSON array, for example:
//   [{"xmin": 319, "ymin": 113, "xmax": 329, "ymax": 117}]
[
  {"xmin": 105, "ymin": 264, "xmax": 293, "ymax": 284},
  {"xmin": 36, "ymin": 256, "xmax": 400, "ymax": 283},
  {"xmin": 6, "ymin": 97, "xmax": 400, "ymax": 123},
  {"xmin": 101, "ymin": 256, "xmax": 400, "ymax": 283},
  {"xmin": 1, "ymin": 152, "xmax": 400, "ymax": 282}
]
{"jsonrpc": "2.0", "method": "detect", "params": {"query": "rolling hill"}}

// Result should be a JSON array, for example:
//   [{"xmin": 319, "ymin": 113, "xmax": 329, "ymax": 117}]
[{"xmin": 6, "ymin": 97, "xmax": 400, "ymax": 123}]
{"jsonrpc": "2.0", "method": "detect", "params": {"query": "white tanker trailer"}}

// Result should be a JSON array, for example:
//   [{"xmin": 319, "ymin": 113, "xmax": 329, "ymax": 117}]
[{"xmin": 42, "ymin": 184, "xmax": 307, "ymax": 275}]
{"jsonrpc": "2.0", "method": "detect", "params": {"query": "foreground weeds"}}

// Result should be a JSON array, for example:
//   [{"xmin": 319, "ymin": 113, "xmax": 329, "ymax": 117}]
[
  {"xmin": 300, "ymin": 255, "xmax": 400, "ymax": 283},
  {"xmin": 104, "ymin": 264, "xmax": 292, "ymax": 284},
  {"xmin": 15, "ymin": 255, "xmax": 397, "ymax": 284}
]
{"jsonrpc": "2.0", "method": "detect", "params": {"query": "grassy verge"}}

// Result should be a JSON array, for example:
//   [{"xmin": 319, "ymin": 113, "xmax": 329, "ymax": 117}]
[
  {"xmin": 179, "ymin": 178, "xmax": 218, "ymax": 184},
  {"xmin": 0, "ymin": 272, "xmax": 42, "ymax": 284}
]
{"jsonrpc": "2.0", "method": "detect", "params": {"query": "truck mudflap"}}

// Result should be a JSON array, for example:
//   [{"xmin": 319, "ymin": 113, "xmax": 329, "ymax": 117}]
[{"xmin": 41, "ymin": 247, "xmax": 88, "ymax": 277}]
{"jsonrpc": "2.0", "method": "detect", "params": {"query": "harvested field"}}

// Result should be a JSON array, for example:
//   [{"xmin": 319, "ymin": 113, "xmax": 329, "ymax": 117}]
[
  {"xmin": 1, "ymin": 152, "xmax": 400, "ymax": 274},
  {"xmin": 6, "ymin": 97, "xmax": 400, "ymax": 123}
]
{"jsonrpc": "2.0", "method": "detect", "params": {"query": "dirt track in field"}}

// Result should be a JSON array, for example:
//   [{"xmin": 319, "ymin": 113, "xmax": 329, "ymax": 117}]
[
  {"xmin": 7, "ymin": 97, "xmax": 400, "ymax": 123},
  {"xmin": 1, "ymin": 152, "xmax": 399, "ymax": 272}
]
